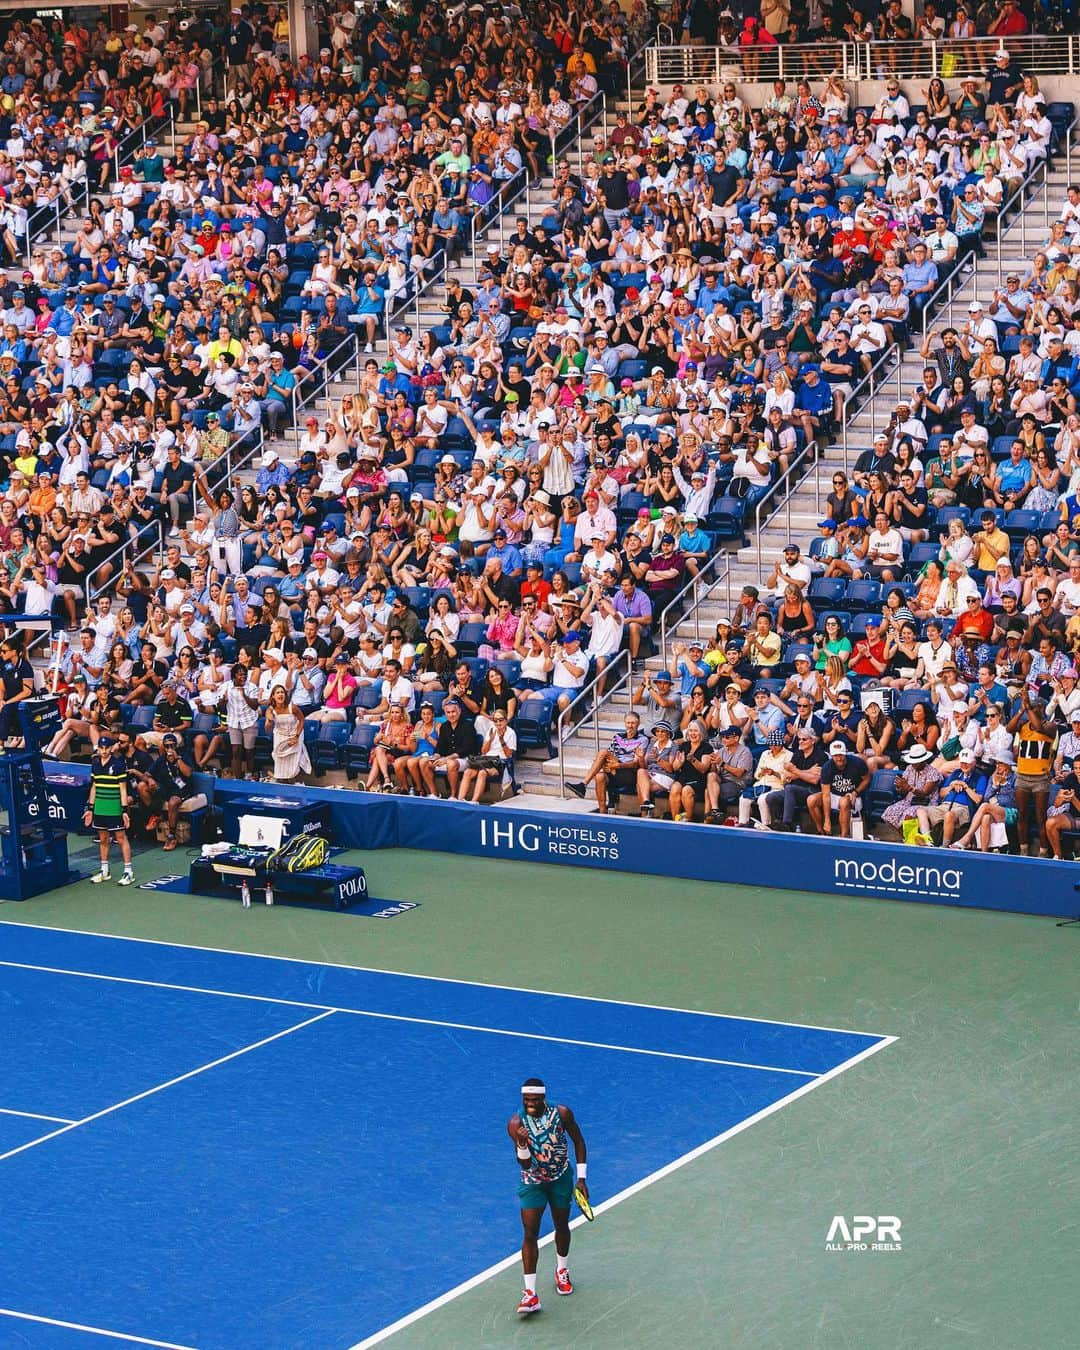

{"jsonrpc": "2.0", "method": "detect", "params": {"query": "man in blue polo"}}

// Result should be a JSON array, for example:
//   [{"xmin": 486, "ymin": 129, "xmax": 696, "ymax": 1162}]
[
  {"xmin": 612, "ymin": 572, "xmax": 653, "ymax": 666},
  {"xmin": 902, "ymin": 241, "xmax": 938, "ymax": 314},
  {"xmin": 795, "ymin": 364, "xmax": 833, "ymax": 447},
  {"xmin": 745, "ymin": 684, "xmax": 787, "ymax": 748},
  {"xmin": 487, "ymin": 527, "xmax": 523, "ymax": 579}
]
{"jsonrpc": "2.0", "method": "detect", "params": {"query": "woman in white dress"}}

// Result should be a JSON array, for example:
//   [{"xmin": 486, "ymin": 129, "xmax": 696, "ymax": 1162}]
[{"xmin": 266, "ymin": 685, "xmax": 311, "ymax": 783}]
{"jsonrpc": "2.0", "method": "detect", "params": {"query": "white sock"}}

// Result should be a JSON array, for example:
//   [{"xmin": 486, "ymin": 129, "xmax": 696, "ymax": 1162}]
[
  {"xmin": 556, "ymin": 1252, "xmax": 569, "ymax": 1273},
  {"xmin": 100, "ymin": 864, "xmax": 110, "ymax": 876},
  {"xmin": 523, "ymin": 1273, "xmax": 537, "ymax": 1294}
]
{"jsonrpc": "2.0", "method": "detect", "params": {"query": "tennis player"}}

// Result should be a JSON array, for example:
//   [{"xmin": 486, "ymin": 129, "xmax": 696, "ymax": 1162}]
[
  {"xmin": 84, "ymin": 736, "xmax": 134, "ymax": 886},
  {"xmin": 507, "ymin": 1078, "xmax": 588, "ymax": 1316}
]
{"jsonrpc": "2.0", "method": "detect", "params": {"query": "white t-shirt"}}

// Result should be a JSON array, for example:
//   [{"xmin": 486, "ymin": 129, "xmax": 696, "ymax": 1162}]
[{"xmin": 381, "ymin": 674, "xmax": 415, "ymax": 712}]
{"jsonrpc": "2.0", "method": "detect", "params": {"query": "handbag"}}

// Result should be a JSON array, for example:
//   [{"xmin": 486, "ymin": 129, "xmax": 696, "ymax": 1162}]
[{"xmin": 468, "ymin": 755, "xmax": 503, "ymax": 771}]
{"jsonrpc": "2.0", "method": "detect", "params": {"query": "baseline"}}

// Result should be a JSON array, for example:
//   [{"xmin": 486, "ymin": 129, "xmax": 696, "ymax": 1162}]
[
  {"xmin": 349, "ymin": 1035, "xmax": 896, "ymax": 1349},
  {"xmin": 0, "ymin": 1009, "xmax": 335, "ymax": 1165}
]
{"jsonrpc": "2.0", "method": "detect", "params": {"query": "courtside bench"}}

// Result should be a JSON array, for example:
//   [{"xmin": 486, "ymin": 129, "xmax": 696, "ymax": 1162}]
[{"xmin": 188, "ymin": 858, "xmax": 368, "ymax": 909}]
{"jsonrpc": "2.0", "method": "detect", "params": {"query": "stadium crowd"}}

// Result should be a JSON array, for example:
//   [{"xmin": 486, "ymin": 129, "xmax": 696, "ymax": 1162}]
[{"xmin": 0, "ymin": 4, "xmax": 1077, "ymax": 857}]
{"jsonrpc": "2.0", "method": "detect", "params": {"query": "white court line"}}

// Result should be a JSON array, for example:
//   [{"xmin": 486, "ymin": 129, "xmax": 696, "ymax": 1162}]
[
  {"xmin": 347, "ymin": 1034, "xmax": 898, "ymax": 1350},
  {"xmin": 0, "ymin": 959, "xmax": 818, "ymax": 1080},
  {"xmin": 0, "ymin": 919, "xmax": 893, "ymax": 1041},
  {"xmin": 0, "ymin": 1308, "xmax": 197, "ymax": 1349},
  {"xmin": 0, "ymin": 1009, "xmax": 334, "ymax": 1165},
  {"xmin": 0, "ymin": 1106, "xmax": 75, "ymax": 1125}
]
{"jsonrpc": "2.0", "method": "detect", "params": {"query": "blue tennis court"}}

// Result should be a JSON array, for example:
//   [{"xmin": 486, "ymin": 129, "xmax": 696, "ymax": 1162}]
[{"xmin": 0, "ymin": 923, "xmax": 893, "ymax": 1349}]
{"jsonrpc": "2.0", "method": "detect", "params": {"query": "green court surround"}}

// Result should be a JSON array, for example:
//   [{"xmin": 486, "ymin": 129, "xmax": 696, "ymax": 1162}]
[{"xmin": 2, "ymin": 847, "xmax": 1075, "ymax": 1350}]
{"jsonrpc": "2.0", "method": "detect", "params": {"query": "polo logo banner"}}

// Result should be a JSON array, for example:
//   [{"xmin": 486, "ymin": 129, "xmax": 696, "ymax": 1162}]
[{"xmin": 138, "ymin": 874, "xmax": 186, "ymax": 891}]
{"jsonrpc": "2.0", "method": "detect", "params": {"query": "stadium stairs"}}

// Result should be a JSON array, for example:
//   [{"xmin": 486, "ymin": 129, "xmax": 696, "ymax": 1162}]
[{"xmin": 532, "ymin": 114, "xmax": 1078, "ymax": 807}]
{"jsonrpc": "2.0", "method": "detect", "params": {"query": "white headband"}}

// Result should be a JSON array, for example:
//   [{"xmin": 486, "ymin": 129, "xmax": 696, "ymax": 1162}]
[{"xmin": 521, "ymin": 1084, "xmax": 546, "ymax": 1096}]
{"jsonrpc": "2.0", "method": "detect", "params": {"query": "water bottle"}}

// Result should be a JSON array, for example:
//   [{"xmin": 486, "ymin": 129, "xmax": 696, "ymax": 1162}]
[
  {"xmin": 241, "ymin": 879, "xmax": 251, "ymax": 908},
  {"xmin": 851, "ymin": 798, "xmax": 864, "ymax": 841}
]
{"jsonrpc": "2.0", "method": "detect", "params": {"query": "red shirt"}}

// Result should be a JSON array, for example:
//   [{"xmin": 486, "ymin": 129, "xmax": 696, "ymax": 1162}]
[
  {"xmin": 953, "ymin": 607, "xmax": 994, "ymax": 641},
  {"xmin": 521, "ymin": 576, "xmax": 553, "ymax": 610},
  {"xmin": 851, "ymin": 636, "xmax": 887, "ymax": 677}
]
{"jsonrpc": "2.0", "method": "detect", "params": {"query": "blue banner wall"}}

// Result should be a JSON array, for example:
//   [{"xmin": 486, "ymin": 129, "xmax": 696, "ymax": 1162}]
[
  {"xmin": 395, "ymin": 800, "xmax": 1075, "ymax": 918},
  {"xmin": 45, "ymin": 764, "xmax": 1080, "ymax": 918}
]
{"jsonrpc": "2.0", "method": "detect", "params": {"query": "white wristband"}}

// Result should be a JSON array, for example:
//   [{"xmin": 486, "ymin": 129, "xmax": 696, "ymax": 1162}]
[
  {"xmin": 516, "ymin": 1147, "xmax": 531, "ymax": 1163},
  {"xmin": 576, "ymin": 1163, "xmax": 587, "ymax": 1179}
]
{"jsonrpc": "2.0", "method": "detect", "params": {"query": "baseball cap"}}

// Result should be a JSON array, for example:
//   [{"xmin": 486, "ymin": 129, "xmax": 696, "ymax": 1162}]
[
  {"xmin": 958, "ymin": 748, "xmax": 977, "ymax": 764},
  {"xmin": 829, "ymin": 740, "xmax": 848, "ymax": 756}
]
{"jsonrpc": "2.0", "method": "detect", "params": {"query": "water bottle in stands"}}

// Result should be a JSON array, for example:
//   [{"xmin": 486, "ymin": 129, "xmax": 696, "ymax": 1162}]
[{"xmin": 851, "ymin": 798, "xmax": 864, "ymax": 841}]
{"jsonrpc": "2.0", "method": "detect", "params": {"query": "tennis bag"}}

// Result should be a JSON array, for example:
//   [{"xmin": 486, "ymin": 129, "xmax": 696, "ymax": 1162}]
[{"xmin": 267, "ymin": 833, "xmax": 330, "ymax": 873}]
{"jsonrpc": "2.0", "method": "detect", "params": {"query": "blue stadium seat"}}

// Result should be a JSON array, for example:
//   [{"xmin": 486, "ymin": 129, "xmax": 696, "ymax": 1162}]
[
  {"xmin": 455, "ymin": 622, "xmax": 486, "ymax": 658},
  {"xmin": 1003, "ymin": 510, "xmax": 1041, "ymax": 542},
  {"xmin": 866, "ymin": 770, "xmax": 898, "ymax": 820},
  {"xmin": 809, "ymin": 577, "xmax": 846, "ymax": 607},
  {"xmin": 843, "ymin": 579, "xmax": 882, "ymax": 612},
  {"xmin": 343, "ymin": 723, "xmax": 377, "ymax": 779},
  {"xmin": 895, "ymin": 689, "xmax": 932, "ymax": 714},
  {"xmin": 312, "ymin": 722, "xmax": 351, "ymax": 773}
]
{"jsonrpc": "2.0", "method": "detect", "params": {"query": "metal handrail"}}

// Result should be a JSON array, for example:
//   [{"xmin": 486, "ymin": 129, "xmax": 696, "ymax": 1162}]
[
  {"xmin": 24, "ymin": 94, "xmax": 183, "ymax": 265},
  {"xmin": 112, "ymin": 105, "xmax": 175, "ymax": 185},
  {"xmin": 659, "ymin": 550, "xmax": 733, "ymax": 669},
  {"xmin": 839, "ymin": 344, "xmax": 904, "ymax": 477},
  {"xmin": 282, "ymin": 329, "xmax": 359, "ymax": 450},
  {"xmin": 645, "ymin": 35, "xmax": 1078, "ymax": 85},
  {"xmin": 751, "ymin": 441, "xmax": 815, "ymax": 575},
  {"xmin": 556, "ymin": 648, "xmax": 633, "ymax": 799},
  {"xmin": 196, "ymin": 424, "xmax": 265, "ymax": 501},
  {"xmin": 86, "ymin": 521, "xmax": 165, "ymax": 610},
  {"xmin": 379, "ymin": 82, "xmax": 612, "ymax": 345}
]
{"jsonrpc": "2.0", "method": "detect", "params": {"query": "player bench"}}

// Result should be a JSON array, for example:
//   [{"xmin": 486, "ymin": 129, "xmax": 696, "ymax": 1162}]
[{"xmin": 188, "ymin": 857, "xmax": 368, "ymax": 910}]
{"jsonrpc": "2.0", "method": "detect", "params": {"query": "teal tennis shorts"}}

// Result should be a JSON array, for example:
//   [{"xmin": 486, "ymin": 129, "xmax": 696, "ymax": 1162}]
[{"xmin": 518, "ymin": 1167, "xmax": 575, "ymax": 1212}]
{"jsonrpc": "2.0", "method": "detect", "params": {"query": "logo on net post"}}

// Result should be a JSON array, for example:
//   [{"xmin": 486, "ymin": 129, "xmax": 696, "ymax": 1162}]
[
  {"xmin": 834, "ymin": 855, "xmax": 962, "ymax": 901},
  {"xmin": 826, "ymin": 1216, "xmax": 902, "ymax": 1252}
]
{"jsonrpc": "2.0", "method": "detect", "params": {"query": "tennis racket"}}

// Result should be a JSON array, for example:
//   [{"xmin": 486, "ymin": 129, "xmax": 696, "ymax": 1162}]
[{"xmin": 574, "ymin": 1184, "xmax": 594, "ymax": 1221}]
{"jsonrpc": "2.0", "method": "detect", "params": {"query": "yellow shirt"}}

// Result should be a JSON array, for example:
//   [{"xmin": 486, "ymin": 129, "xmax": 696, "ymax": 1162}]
[{"xmin": 974, "ymin": 526, "xmax": 1010, "ymax": 573}]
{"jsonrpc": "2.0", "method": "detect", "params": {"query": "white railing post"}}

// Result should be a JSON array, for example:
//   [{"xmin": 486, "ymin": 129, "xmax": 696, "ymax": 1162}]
[{"xmin": 1043, "ymin": 157, "xmax": 1050, "ymax": 229}]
